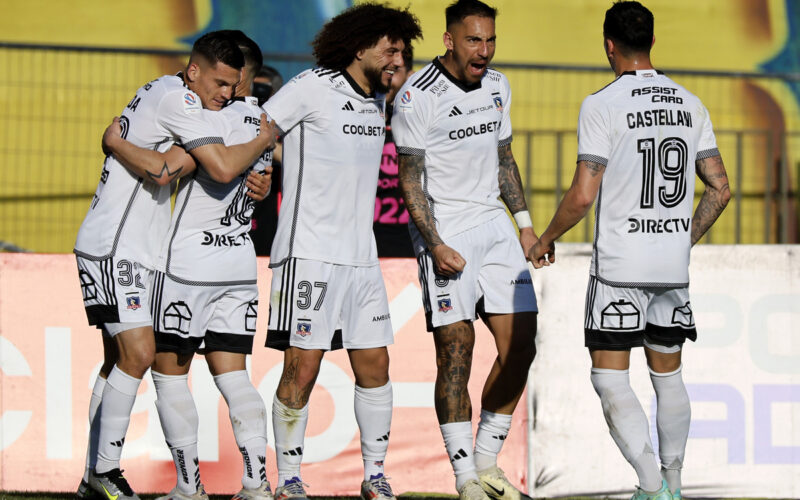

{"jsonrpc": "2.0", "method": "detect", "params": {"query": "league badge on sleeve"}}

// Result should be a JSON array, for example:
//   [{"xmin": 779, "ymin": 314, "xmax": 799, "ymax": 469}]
[
  {"xmin": 183, "ymin": 91, "xmax": 202, "ymax": 114},
  {"xmin": 398, "ymin": 90, "xmax": 413, "ymax": 113}
]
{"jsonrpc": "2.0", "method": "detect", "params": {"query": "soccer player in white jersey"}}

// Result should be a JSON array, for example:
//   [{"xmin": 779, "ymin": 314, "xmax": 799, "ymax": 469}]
[
  {"xmin": 261, "ymin": 5, "xmax": 421, "ymax": 500},
  {"xmin": 392, "ymin": 2, "xmax": 538, "ymax": 499},
  {"xmin": 74, "ymin": 31, "xmax": 273, "ymax": 500},
  {"xmin": 101, "ymin": 31, "xmax": 276, "ymax": 500},
  {"xmin": 529, "ymin": 2, "xmax": 730, "ymax": 500}
]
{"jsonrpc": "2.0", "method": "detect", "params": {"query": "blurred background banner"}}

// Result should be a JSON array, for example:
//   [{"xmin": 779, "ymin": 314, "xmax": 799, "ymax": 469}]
[
  {"xmin": 0, "ymin": 255, "xmax": 527, "ymax": 495},
  {"xmin": 1, "ymin": 0, "xmax": 799, "ymax": 253}
]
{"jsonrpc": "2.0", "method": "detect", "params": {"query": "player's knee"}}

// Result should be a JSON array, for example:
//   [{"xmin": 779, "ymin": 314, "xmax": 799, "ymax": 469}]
[{"xmin": 120, "ymin": 345, "xmax": 155, "ymax": 376}]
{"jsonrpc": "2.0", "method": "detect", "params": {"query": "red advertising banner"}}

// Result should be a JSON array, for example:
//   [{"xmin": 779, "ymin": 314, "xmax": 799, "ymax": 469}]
[{"xmin": 0, "ymin": 254, "xmax": 527, "ymax": 495}]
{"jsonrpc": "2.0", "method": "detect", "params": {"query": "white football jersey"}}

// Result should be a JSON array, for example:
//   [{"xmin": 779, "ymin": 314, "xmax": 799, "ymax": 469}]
[
  {"xmin": 159, "ymin": 96, "xmax": 271, "ymax": 284},
  {"xmin": 74, "ymin": 74, "xmax": 226, "ymax": 269},
  {"xmin": 263, "ymin": 67, "xmax": 386, "ymax": 267},
  {"xmin": 578, "ymin": 69, "xmax": 719, "ymax": 287},
  {"xmin": 391, "ymin": 58, "xmax": 512, "ymax": 251}
]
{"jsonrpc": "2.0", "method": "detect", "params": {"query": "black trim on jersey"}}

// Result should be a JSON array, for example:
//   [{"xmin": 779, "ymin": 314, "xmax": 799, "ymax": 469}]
[
  {"xmin": 696, "ymin": 148, "xmax": 720, "ymax": 160},
  {"xmin": 276, "ymin": 123, "xmax": 306, "ymax": 268},
  {"xmin": 498, "ymin": 136, "xmax": 513, "ymax": 147},
  {"xmin": 397, "ymin": 146, "xmax": 425, "ymax": 156},
  {"xmin": 577, "ymin": 154, "xmax": 608, "ymax": 166},
  {"xmin": 266, "ymin": 328, "xmax": 344, "ymax": 351},
  {"xmin": 432, "ymin": 57, "xmax": 482, "ymax": 93},
  {"xmin": 412, "ymin": 63, "xmax": 441, "ymax": 91},
  {"xmin": 584, "ymin": 275, "xmax": 598, "ymax": 330},
  {"xmin": 595, "ymin": 274, "xmax": 689, "ymax": 288},
  {"xmin": 340, "ymin": 68, "xmax": 375, "ymax": 99},
  {"xmin": 591, "ymin": 70, "xmax": 666, "ymax": 96},
  {"xmin": 204, "ymin": 330, "xmax": 254, "ymax": 354},
  {"xmin": 313, "ymin": 67, "xmax": 341, "ymax": 79},
  {"xmin": 74, "ymin": 178, "xmax": 144, "ymax": 261},
  {"xmin": 184, "ymin": 136, "xmax": 224, "ymax": 151},
  {"xmin": 422, "ymin": 163, "xmax": 437, "ymax": 226}
]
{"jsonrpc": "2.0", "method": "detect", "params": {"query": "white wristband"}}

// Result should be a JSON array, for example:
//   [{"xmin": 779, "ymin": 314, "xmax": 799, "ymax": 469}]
[{"xmin": 513, "ymin": 210, "xmax": 532, "ymax": 229}]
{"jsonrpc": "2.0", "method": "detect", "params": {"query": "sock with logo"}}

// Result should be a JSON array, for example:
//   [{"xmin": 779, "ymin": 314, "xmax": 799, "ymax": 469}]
[
  {"xmin": 474, "ymin": 409, "xmax": 513, "ymax": 472},
  {"xmin": 650, "ymin": 365, "xmax": 690, "ymax": 493},
  {"xmin": 591, "ymin": 368, "xmax": 662, "ymax": 492},
  {"xmin": 214, "ymin": 370, "xmax": 268, "ymax": 490},
  {"xmin": 83, "ymin": 375, "xmax": 106, "ymax": 482},
  {"xmin": 273, "ymin": 394, "xmax": 308, "ymax": 487},
  {"xmin": 440, "ymin": 421, "xmax": 478, "ymax": 491},
  {"xmin": 95, "ymin": 366, "xmax": 140, "ymax": 474},
  {"xmin": 153, "ymin": 371, "xmax": 201, "ymax": 495},
  {"xmin": 354, "ymin": 381, "xmax": 393, "ymax": 480}
]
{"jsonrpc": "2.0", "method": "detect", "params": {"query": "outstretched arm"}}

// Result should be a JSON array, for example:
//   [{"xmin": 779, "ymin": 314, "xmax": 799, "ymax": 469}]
[
  {"xmin": 529, "ymin": 160, "xmax": 605, "ymax": 268},
  {"xmin": 497, "ymin": 143, "xmax": 537, "ymax": 254},
  {"xmin": 691, "ymin": 155, "xmax": 730, "ymax": 245},
  {"xmin": 398, "ymin": 153, "xmax": 465, "ymax": 276},
  {"xmin": 102, "ymin": 117, "xmax": 196, "ymax": 186}
]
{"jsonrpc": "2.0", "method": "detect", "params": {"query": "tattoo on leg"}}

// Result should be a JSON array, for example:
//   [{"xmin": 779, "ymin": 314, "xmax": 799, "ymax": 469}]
[
  {"xmin": 277, "ymin": 357, "xmax": 314, "ymax": 409},
  {"xmin": 434, "ymin": 322, "xmax": 475, "ymax": 423}
]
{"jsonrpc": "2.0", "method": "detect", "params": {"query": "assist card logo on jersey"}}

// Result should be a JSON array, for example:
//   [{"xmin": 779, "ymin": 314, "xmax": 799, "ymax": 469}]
[
  {"xmin": 296, "ymin": 322, "xmax": 312, "ymax": 337},
  {"xmin": 493, "ymin": 96, "xmax": 503, "ymax": 112},
  {"xmin": 126, "ymin": 295, "xmax": 141, "ymax": 310},
  {"xmin": 438, "ymin": 297, "xmax": 453, "ymax": 312},
  {"xmin": 183, "ymin": 92, "xmax": 201, "ymax": 114}
]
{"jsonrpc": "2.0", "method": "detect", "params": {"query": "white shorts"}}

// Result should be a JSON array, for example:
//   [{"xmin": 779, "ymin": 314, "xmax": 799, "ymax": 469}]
[
  {"xmin": 76, "ymin": 254, "xmax": 154, "ymax": 335},
  {"xmin": 584, "ymin": 275, "xmax": 697, "ymax": 351},
  {"xmin": 151, "ymin": 271, "xmax": 259, "ymax": 354},
  {"xmin": 417, "ymin": 214, "xmax": 538, "ymax": 331},
  {"xmin": 266, "ymin": 258, "xmax": 393, "ymax": 351}
]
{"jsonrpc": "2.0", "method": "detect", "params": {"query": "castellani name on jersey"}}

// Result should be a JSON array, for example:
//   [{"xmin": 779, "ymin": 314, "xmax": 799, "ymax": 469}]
[
  {"xmin": 578, "ymin": 69, "xmax": 719, "ymax": 287},
  {"xmin": 159, "ymin": 96, "xmax": 272, "ymax": 285},
  {"xmin": 263, "ymin": 67, "xmax": 386, "ymax": 267},
  {"xmin": 391, "ymin": 58, "xmax": 512, "ymax": 246},
  {"xmin": 74, "ymin": 75, "xmax": 225, "ymax": 269}
]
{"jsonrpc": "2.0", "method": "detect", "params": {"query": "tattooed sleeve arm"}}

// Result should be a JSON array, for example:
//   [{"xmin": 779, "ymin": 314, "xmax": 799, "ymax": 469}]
[
  {"xmin": 102, "ymin": 116, "xmax": 196, "ymax": 186},
  {"xmin": 691, "ymin": 155, "xmax": 731, "ymax": 245},
  {"xmin": 497, "ymin": 143, "xmax": 528, "ymax": 214},
  {"xmin": 398, "ymin": 153, "xmax": 466, "ymax": 275}
]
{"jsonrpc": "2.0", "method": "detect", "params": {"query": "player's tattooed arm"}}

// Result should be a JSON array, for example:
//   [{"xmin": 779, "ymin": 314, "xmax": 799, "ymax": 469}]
[
  {"xmin": 497, "ymin": 143, "xmax": 528, "ymax": 214},
  {"xmin": 433, "ymin": 321, "xmax": 475, "ymax": 423},
  {"xmin": 691, "ymin": 155, "xmax": 731, "ymax": 245},
  {"xmin": 399, "ymin": 153, "xmax": 466, "ymax": 275},
  {"xmin": 102, "ymin": 116, "xmax": 196, "ymax": 186},
  {"xmin": 529, "ymin": 160, "xmax": 605, "ymax": 268}
]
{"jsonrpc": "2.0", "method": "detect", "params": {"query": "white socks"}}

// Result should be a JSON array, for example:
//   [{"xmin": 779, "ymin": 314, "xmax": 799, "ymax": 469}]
[
  {"xmin": 354, "ymin": 382, "xmax": 393, "ymax": 480},
  {"xmin": 82, "ymin": 375, "xmax": 106, "ymax": 481},
  {"xmin": 591, "ymin": 368, "xmax": 662, "ymax": 492},
  {"xmin": 152, "ymin": 371, "xmax": 201, "ymax": 495},
  {"xmin": 650, "ymin": 365, "xmax": 690, "ymax": 492},
  {"xmin": 474, "ymin": 409, "xmax": 512, "ymax": 472},
  {"xmin": 95, "ymin": 366, "xmax": 141, "ymax": 474},
  {"xmin": 214, "ymin": 370, "xmax": 268, "ymax": 490},
  {"xmin": 440, "ymin": 421, "xmax": 478, "ymax": 491},
  {"xmin": 272, "ymin": 395, "xmax": 308, "ymax": 487}
]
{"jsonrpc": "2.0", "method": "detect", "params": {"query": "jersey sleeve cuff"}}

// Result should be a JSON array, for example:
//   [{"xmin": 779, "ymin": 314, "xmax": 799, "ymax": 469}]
[
  {"xmin": 397, "ymin": 146, "xmax": 425, "ymax": 156},
  {"xmin": 696, "ymin": 148, "xmax": 720, "ymax": 160},
  {"xmin": 577, "ymin": 153, "xmax": 608, "ymax": 166},
  {"xmin": 498, "ymin": 135, "xmax": 512, "ymax": 147},
  {"xmin": 183, "ymin": 136, "xmax": 224, "ymax": 151}
]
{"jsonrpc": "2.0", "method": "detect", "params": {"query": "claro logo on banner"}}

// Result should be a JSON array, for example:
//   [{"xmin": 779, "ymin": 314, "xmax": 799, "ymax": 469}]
[{"xmin": 0, "ymin": 255, "xmax": 527, "ymax": 496}]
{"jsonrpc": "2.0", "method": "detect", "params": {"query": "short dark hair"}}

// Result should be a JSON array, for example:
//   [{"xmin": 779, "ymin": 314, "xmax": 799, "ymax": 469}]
[
  {"xmin": 191, "ymin": 31, "xmax": 245, "ymax": 70},
  {"xmin": 603, "ymin": 1, "xmax": 654, "ymax": 54},
  {"xmin": 312, "ymin": 3, "xmax": 422, "ymax": 71},
  {"xmin": 401, "ymin": 45, "xmax": 414, "ymax": 72},
  {"xmin": 445, "ymin": 0, "xmax": 497, "ymax": 29},
  {"xmin": 217, "ymin": 30, "xmax": 263, "ymax": 74}
]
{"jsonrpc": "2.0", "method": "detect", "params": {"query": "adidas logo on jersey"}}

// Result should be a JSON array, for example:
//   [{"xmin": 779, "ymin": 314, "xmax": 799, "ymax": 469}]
[
  {"xmin": 342, "ymin": 101, "xmax": 355, "ymax": 111},
  {"xmin": 448, "ymin": 106, "xmax": 463, "ymax": 117}
]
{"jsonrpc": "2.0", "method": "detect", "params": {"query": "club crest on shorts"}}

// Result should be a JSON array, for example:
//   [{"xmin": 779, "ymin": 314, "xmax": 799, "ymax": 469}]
[
  {"xmin": 296, "ymin": 322, "xmax": 312, "ymax": 337},
  {"xmin": 126, "ymin": 295, "xmax": 141, "ymax": 310},
  {"xmin": 438, "ymin": 297, "xmax": 453, "ymax": 312}
]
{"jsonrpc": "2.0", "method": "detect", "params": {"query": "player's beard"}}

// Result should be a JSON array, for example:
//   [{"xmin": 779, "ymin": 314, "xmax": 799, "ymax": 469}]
[{"xmin": 365, "ymin": 64, "xmax": 391, "ymax": 94}]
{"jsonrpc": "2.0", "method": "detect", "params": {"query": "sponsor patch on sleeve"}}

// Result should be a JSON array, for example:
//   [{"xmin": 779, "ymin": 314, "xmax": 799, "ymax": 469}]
[{"xmin": 397, "ymin": 90, "xmax": 413, "ymax": 112}]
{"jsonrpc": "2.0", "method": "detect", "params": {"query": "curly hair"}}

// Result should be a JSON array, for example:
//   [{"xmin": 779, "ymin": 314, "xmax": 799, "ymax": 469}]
[{"xmin": 312, "ymin": 3, "xmax": 422, "ymax": 71}]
